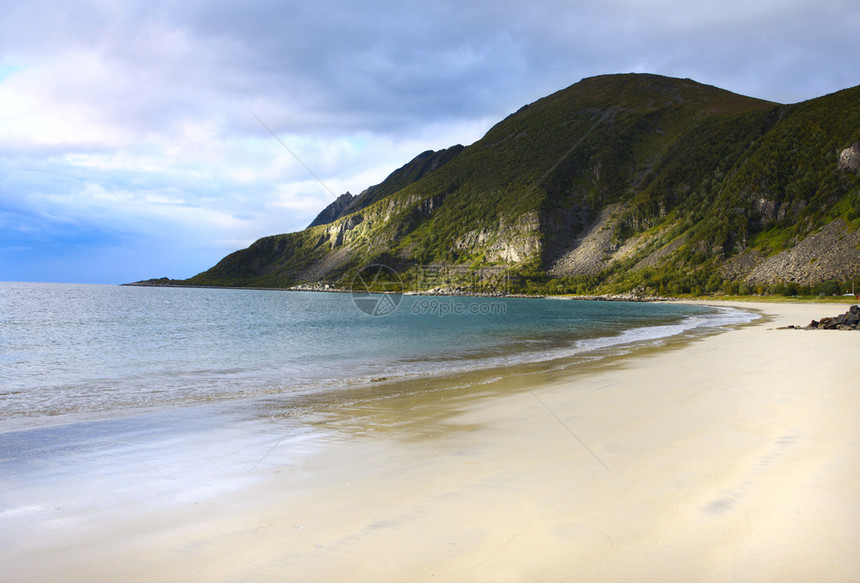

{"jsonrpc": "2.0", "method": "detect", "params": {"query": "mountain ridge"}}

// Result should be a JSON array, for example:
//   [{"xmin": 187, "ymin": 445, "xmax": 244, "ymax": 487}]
[
  {"xmin": 144, "ymin": 73, "xmax": 860, "ymax": 296},
  {"xmin": 307, "ymin": 145, "xmax": 465, "ymax": 228}
]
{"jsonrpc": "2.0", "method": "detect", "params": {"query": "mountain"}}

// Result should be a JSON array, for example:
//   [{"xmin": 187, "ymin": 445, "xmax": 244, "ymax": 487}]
[{"xmin": 161, "ymin": 73, "xmax": 860, "ymax": 296}]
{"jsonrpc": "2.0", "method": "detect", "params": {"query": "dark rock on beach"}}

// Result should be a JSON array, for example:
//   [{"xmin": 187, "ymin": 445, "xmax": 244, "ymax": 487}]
[{"xmin": 801, "ymin": 305, "xmax": 860, "ymax": 330}]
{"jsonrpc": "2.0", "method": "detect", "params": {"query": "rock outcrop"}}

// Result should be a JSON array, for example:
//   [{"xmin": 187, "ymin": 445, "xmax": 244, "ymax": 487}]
[
  {"xmin": 837, "ymin": 143, "xmax": 860, "ymax": 174},
  {"xmin": 781, "ymin": 305, "xmax": 860, "ymax": 330}
]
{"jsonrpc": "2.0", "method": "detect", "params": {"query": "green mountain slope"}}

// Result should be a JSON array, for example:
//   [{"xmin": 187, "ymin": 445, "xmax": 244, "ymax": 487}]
[{"xmin": 171, "ymin": 73, "xmax": 860, "ymax": 295}]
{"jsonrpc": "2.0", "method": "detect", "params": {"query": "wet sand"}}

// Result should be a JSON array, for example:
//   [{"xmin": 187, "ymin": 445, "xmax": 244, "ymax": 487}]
[{"xmin": 2, "ymin": 301, "xmax": 858, "ymax": 582}]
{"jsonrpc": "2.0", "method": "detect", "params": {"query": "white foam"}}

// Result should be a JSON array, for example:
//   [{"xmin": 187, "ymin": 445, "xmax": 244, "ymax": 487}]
[{"xmin": 328, "ymin": 305, "xmax": 760, "ymax": 386}]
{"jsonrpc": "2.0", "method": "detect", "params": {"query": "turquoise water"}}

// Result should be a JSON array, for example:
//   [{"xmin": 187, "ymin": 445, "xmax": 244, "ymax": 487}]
[{"xmin": 0, "ymin": 282, "xmax": 754, "ymax": 429}]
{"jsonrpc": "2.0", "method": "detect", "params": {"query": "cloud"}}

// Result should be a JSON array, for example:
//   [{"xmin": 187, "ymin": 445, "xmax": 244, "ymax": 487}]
[{"xmin": 0, "ymin": 0, "xmax": 858, "ymax": 283}]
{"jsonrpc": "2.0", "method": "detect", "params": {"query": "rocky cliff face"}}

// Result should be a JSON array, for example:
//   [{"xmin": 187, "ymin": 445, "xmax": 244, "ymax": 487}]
[
  {"xmin": 454, "ymin": 213, "xmax": 541, "ymax": 263},
  {"xmin": 839, "ymin": 143, "xmax": 860, "ymax": 174}
]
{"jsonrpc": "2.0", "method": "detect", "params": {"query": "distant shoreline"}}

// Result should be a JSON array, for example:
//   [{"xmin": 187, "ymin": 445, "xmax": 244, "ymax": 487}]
[
  {"xmin": 123, "ymin": 279, "xmax": 860, "ymax": 307},
  {"xmin": 121, "ymin": 279, "xmax": 682, "ymax": 302}
]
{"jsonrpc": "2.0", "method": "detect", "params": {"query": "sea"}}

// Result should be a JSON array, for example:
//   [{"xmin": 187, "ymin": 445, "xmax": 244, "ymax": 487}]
[
  {"xmin": 0, "ymin": 282, "xmax": 756, "ymax": 433},
  {"xmin": 0, "ymin": 282, "xmax": 758, "ymax": 558}
]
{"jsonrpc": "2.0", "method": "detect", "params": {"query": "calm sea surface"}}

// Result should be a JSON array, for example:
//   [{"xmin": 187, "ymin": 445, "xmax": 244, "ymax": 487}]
[{"xmin": 0, "ymin": 282, "xmax": 755, "ymax": 430}]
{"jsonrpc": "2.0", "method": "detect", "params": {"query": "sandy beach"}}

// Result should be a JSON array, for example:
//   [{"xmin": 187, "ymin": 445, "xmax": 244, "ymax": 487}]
[{"xmin": 2, "ymin": 300, "xmax": 859, "ymax": 582}]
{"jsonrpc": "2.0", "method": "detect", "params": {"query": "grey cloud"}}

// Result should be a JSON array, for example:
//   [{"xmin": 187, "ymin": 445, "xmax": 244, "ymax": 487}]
[
  {"xmin": 7, "ymin": 0, "xmax": 858, "ymax": 143},
  {"xmin": 2, "ymin": 0, "xmax": 858, "ymax": 283}
]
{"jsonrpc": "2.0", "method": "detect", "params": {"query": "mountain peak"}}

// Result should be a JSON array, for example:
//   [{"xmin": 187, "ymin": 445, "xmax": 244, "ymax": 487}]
[{"xmin": 307, "ymin": 145, "xmax": 465, "ymax": 228}]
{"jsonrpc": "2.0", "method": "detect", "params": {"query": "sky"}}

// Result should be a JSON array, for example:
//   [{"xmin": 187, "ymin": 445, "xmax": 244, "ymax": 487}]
[{"xmin": 1, "ymin": 0, "xmax": 858, "ymax": 284}]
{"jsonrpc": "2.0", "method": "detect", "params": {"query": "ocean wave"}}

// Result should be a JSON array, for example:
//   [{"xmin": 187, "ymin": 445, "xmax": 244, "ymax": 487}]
[{"xmin": 333, "ymin": 305, "xmax": 760, "ymax": 387}]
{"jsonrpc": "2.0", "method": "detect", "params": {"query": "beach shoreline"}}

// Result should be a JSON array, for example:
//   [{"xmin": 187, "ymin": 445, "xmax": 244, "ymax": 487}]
[{"xmin": 2, "ymin": 300, "xmax": 858, "ymax": 582}]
